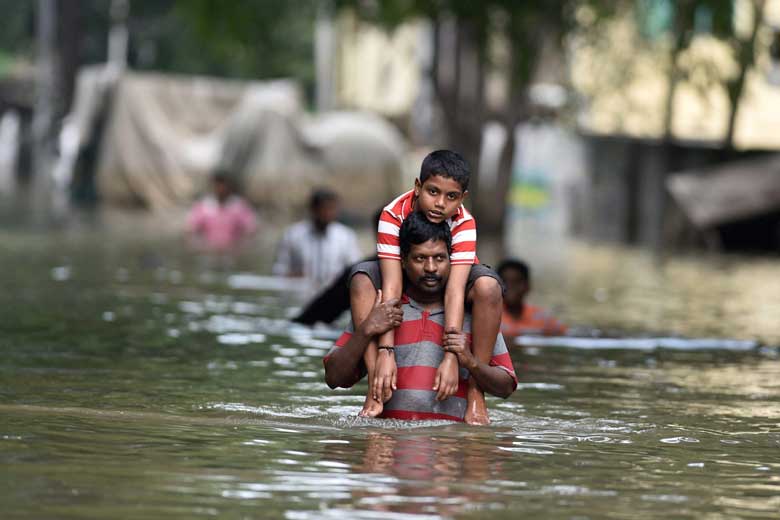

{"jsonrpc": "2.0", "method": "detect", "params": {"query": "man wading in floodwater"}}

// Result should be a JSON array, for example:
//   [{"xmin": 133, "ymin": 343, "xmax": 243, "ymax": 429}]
[{"xmin": 323, "ymin": 212, "xmax": 517, "ymax": 421}]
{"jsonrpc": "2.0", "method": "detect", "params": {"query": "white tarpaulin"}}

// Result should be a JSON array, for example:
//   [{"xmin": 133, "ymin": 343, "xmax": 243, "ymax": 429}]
[
  {"xmin": 91, "ymin": 71, "xmax": 405, "ymax": 215},
  {"xmin": 667, "ymin": 154, "xmax": 780, "ymax": 228}
]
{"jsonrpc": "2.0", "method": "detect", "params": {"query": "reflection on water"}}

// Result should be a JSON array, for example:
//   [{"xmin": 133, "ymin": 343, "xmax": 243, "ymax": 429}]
[{"xmin": 1, "ymin": 212, "xmax": 779, "ymax": 519}]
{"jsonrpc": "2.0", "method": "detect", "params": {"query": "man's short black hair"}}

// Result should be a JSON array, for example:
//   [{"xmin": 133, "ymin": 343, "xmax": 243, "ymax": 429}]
[
  {"xmin": 497, "ymin": 258, "xmax": 530, "ymax": 283},
  {"xmin": 419, "ymin": 149, "xmax": 470, "ymax": 191},
  {"xmin": 399, "ymin": 211, "xmax": 452, "ymax": 259},
  {"xmin": 310, "ymin": 187, "xmax": 339, "ymax": 209}
]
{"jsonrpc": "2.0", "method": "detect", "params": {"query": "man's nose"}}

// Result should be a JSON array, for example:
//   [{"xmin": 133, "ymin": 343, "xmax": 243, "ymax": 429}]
[{"xmin": 423, "ymin": 258, "xmax": 436, "ymax": 272}]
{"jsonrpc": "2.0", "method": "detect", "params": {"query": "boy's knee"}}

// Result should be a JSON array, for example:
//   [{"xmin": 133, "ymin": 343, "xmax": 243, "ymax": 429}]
[{"xmin": 470, "ymin": 276, "xmax": 503, "ymax": 307}]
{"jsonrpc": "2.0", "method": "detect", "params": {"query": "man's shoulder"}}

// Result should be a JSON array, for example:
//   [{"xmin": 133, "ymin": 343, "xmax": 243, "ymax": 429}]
[
  {"xmin": 282, "ymin": 220, "xmax": 311, "ymax": 238},
  {"xmin": 328, "ymin": 221, "xmax": 358, "ymax": 238}
]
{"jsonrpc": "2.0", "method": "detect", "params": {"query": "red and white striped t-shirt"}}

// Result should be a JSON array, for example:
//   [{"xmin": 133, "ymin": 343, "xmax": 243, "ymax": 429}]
[{"xmin": 376, "ymin": 190, "xmax": 478, "ymax": 266}]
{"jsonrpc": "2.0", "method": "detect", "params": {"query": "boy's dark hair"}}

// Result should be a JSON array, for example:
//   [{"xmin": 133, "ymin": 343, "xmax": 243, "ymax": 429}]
[
  {"xmin": 309, "ymin": 187, "xmax": 339, "ymax": 209},
  {"xmin": 497, "ymin": 258, "xmax": 530, "ymax": 283},
  {"xmin": 399, "ymin": 211, "xmax": 452, "ymax": 259},
  {"xmin": 419, "ymin": 149, "xmax": 470, "ymax": 191}
]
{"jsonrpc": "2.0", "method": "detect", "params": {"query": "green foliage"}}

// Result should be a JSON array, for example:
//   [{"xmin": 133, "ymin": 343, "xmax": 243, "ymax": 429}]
[
  {"xmin": 0, "ymin": 0, "xmax": 35, "ymax": 57},
  {"xmin": 636, "ymin": 0, "xmax": 734, "ymax": 44},
  {"xmin": 0, "ymin": 0, "xmax": 317, "ymax": 94},
  {"xmin": 165, "ymin": 0, "xmax": 316, "ymax": 91}
]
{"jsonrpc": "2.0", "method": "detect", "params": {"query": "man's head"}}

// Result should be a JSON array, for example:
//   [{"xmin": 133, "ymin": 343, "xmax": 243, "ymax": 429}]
[
  {"xmin": 399, "ymin": 212, "xmax": 452, "ymax": 297},
  {"xmin": 413, "ymin": 150, "xmax": 470, "ymax": 224},
  {"xmin": 497, "ymin": 259, "xmax": 531, "ymax": 309},
  {"xmin": 309, "ymin": 188, "xmax": 340, "ymax": 232}
]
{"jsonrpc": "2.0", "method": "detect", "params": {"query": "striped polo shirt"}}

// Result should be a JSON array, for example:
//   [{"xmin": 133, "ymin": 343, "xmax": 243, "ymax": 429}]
[
  {"xmin": 324, "ymin": 295, "xmax": 518, "ymax": 422},
  {"xmin": 376, "ymin": 190, "xmax": 478, "ymax": 266}
]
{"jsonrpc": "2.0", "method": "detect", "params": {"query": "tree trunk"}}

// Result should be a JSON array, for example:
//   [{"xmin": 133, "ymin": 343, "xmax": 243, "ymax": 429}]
[{"xmin": 724, "ymin": 0, "xmax": 765, "ymax": 149}]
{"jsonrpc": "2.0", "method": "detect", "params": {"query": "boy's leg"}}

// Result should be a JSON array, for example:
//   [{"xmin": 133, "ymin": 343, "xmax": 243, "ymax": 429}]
[
  {"xmin": 348, "ymin": 261, "xmax": 385, "ymax": 417},
  {"xmin": 465, "ymin": 266, "xmax": 504, "ymax": 425}
]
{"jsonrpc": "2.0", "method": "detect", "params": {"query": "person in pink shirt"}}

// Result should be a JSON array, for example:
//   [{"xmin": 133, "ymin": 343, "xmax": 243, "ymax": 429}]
[{"xmin": 187, "ymin": 173, "xmax": 258, "ymax": 252}]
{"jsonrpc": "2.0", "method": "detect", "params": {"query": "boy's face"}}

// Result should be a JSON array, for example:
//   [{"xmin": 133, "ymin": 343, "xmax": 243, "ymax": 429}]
[{"xmin": 413, "ymin": 175, "xmax": 467, "ymax": 223}]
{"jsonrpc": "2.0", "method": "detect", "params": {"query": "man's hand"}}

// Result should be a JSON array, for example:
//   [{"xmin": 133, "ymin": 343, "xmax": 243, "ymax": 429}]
[
  {"xmin": 442, "ymin": 327, "xmax": 477, "ymax": 371},
  {"xmin": 359, "ymin": 290, "xmax": 403, "ymax": 338},
  {"xmin": 433, "ymin": 352, "xmax": 460, "ymax": 401}
]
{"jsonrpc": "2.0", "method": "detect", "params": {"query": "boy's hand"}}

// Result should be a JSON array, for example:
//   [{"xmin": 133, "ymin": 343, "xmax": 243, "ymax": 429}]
[
  {"xmin": 360, "ymin": 290, "xmax": 403, "ymax": 338},
  {"xmin": 373, "ymin": 349, "xmax": 397, "ymax": 402},
  {"xmin": 442, "ymin": 327, "xmax": 477, "ymax": 371},
  {"xmin": 433, "ymin": 352, "xmax": 460, "ymax": 401}
]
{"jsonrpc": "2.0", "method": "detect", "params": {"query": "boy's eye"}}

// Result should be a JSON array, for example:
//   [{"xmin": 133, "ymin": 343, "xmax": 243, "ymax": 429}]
[{"xmin": 447, "ymin": 193, "xmax": 457, "ymax": 200}]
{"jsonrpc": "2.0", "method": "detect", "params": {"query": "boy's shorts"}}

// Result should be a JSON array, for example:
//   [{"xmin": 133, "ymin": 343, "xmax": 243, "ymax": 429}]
[{"xmin": 348, "ymin": 260, "xmax": 506, "ymax": 296}]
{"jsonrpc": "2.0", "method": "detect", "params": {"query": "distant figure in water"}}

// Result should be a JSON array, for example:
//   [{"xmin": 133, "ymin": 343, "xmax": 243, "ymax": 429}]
[
  {"xmin": 272, "ymin": 187, "xmax": 362, "ymax": 290},
  {"xmin": 497, "ymin": 259, "xmax": 567, "ymax": 339},
  {"xmin": 187, "ymin": 172, "xmax": 258, "ymax": 252},
  {"xmin": 292, "ymin": 208, "xmax": 382, "ymax": 326},
  {"xmin": 323, "ymin": 212, "xmax": 516, "ymax": 422}
]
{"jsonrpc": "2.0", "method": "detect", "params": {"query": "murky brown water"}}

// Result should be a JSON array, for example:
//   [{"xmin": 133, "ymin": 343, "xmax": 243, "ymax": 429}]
[{"xmin": 1, "ymin": 209, "xmax": 779, "ymax": 519}]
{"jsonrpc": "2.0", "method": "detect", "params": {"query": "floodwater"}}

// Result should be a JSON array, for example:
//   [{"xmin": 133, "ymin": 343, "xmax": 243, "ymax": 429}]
[{"xmin": 2, "ymin": 210, "xmax": 779, "ymax": 519}]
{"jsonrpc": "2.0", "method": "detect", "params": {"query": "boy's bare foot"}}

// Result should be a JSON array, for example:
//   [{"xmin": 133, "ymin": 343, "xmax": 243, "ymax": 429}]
[
  {"xmin": 359, "ymin": 393, "xmax": 384, "ymax": 417},
  {"xmin": 464, "ymin": 380, "xmax": 490, "ymax": 425}
]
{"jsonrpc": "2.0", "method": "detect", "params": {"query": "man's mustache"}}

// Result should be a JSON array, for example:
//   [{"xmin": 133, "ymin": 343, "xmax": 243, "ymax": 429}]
[{"xmin": 418, "ymin": 274, "xmax": 442, "ymax": 283}]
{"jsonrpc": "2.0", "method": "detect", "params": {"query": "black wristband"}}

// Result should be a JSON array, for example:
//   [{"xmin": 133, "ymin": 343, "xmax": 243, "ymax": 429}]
[{"xmin": 377, "ymin": 345, "xmax": 395, "ymax": 354}]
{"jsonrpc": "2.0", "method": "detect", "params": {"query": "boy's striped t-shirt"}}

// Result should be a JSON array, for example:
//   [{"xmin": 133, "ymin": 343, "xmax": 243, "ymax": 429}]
[
  {"xmin": 324, "ymin": 295, "xmax": 518, "ymax": 422},
  {"xmin": 376, "ymin": 190, "xmax": 478, "ymax": 266}
]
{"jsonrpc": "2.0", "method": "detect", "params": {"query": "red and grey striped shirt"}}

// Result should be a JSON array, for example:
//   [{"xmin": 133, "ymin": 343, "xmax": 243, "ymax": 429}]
[
  {"xmin": 324, "ymin": 295, "xmax": 518, "ymax": 422},
  {"xmin": 376, "ymin": 190, "xmax": 478, "ymax": 266}
]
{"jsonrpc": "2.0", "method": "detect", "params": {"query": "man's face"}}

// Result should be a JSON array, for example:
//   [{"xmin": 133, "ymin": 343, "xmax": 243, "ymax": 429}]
[
  {"xmin": 413, "ymin": 175, "xmax": 466, "ymax": 223},
  {"xmin": 500, "ymin": 268, "xmax": 529, "ymax": 307},
  {"xmin": 313, "ymin": 199, "xmax": 339, "ymax": 229},
  {"xmin": 402, "ymin": 239, "xmax": 451, "ymax": 295}
]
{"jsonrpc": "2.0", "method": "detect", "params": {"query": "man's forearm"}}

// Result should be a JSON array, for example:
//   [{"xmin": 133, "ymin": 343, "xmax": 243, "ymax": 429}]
[
  {"xmin": 324, "ymin": 328, "xmax": 372, "ymax": 388},
  {"xmin": 467, "ymin": 361, "xmax": 516, "ymax": 398}
]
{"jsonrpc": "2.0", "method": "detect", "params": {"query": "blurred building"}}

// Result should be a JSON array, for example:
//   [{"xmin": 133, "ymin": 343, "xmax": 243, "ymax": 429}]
[
  {"xmin": 571, "ymin": 0, "xmax": 780, "ymax": 149},
  {"xmin": 569, "ymin": 0, "xmax": 780, "ymax": 252}
]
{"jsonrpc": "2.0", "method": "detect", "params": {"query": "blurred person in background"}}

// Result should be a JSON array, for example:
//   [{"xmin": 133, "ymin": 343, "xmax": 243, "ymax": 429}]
[
  {"xmin": 292, "ymin": 208, "xmax": 383, "ymax": 326},
  {"xmin": 187, "ymin": 172, "xmax": 258, "ymax": 252},
  {"xmin": 272, "ymin": 187, "xmax": 363, "ymax": 289},
  {"xmin": 497, "ymin": 259, "xmax": 567, "ymax": 339}
]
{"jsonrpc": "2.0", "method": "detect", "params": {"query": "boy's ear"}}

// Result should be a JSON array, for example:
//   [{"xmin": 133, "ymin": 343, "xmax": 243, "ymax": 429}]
[
  {"xmin": 413, "ymin": 178, "xmax": 422, "ymax": 196},
  {"xmin": 461, "ymin": 189, "xmax": 469, "ymax": 200}
]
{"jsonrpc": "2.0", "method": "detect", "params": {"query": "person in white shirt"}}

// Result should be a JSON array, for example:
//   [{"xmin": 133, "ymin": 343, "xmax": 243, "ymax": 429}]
[{"xmin": 272, "ymin": 188, "xmax": 363, "ymax": 289}]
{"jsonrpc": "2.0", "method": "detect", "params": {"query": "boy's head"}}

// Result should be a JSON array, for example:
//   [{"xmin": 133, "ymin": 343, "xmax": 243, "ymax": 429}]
[
  {"xmin": 413, "ymin": 150, "xmax": 470, "ymax": 223},
  {"xmin": 399, "ymin": 212, "xmax": 452, "ymax": 296},
  {"xmin": 497, "ymin": 259, "xmax": 531, "ymax": 308}
]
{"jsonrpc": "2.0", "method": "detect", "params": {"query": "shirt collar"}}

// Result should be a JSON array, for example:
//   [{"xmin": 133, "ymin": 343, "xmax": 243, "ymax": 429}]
[{"xmin": 402, "ymin": 292, "xmax": 444, "ymax": 315}]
